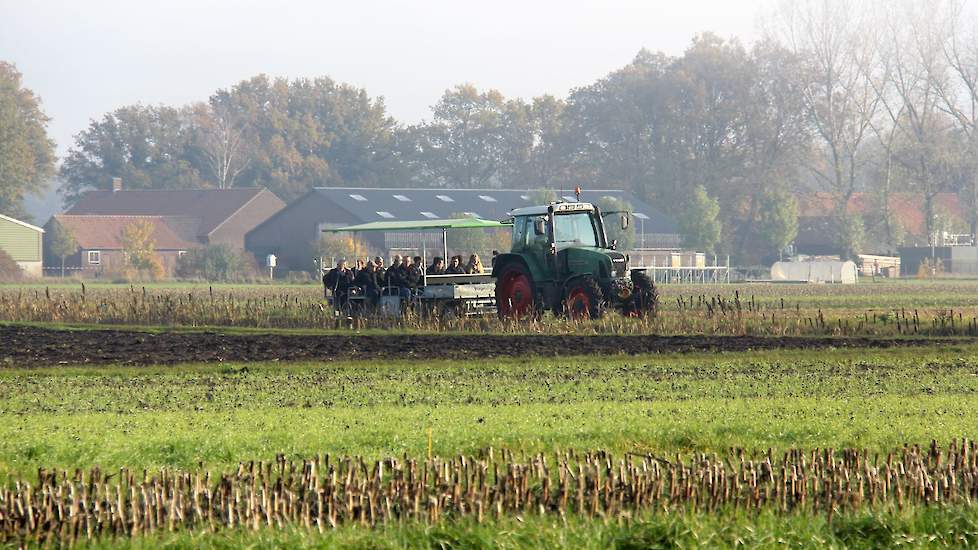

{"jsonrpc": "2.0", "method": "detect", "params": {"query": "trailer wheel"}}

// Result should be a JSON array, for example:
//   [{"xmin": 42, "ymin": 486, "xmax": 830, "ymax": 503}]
[
  {"xmin": 496, "ymin": 263, "xmax": 535, "ymax": 318},
  {"xmin": 564, "ymin": 276, "xmax": 604, "ymax": 320}
]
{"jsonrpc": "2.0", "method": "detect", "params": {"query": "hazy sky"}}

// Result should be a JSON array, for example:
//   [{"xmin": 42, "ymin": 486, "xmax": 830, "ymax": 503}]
[{"xmin": 1, "ymin": 0, "xmax": 773, "ymax": 157}]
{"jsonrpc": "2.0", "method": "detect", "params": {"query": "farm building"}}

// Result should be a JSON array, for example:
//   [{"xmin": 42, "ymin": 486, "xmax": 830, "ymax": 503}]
[
  {"xmin": 45, "ymin": 215, "xmax": 199, "ymax": 277},
  {"xmin": 795, "ymin": 192, "xmax": 970, "ymax": 256},
  {"xmin": 0, "ymin": 214, "xmax": 44, "ymax": 277},
  {"xmin": 65, "ymin": 186, "xmax": 285, "ymax": 249},
  {"xmin": 245, "ymin": 187, "xmax": 680, "ymax": 274}
]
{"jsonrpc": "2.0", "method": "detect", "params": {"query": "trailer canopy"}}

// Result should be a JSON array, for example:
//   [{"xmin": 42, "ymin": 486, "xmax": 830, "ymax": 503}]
[
  {"xmin": 322, "ymin": 217, "xmax": 509, "ymax": 260},
  {"xmin": 322, "ymin": 218, "xmax": 507, "ymax": 232}
]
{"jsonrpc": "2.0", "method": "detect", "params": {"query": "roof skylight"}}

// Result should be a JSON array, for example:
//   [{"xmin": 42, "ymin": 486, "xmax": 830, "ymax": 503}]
[
  {"xmin": 349, "ymin": 194, "xmax": 367, "ymax": 201},
  {"xmin": 478, "ymin": 195, "xmax": 497, "ymax": 202},
  {"xmin": 435, "ymin": 195, "xmax": 454, "ymax": 202},
  {"xmin": 393, "ymin": 194, "xmax": 411, "ymax": 202},
  {"xmin": 562, "ymin": 195, "xmax": 577, "ymax": 202},
  {"xmin": 633, "ymin": 212, "xmax": 650, "ymax": 220},
  {"xmin": 420, "ymin": 211, "xmax": 439, "ymax": 219},
  {"xmin": 377, "ymin": 211, "xmax": 395, "ymax": 219}
]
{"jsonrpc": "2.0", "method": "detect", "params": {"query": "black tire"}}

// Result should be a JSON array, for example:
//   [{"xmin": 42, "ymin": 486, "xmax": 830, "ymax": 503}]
[
  {"xmin": 629, "ymin": 270, "xmax": 658, "ymax": 318},
  {"xmin": 563, "ymin": 276, "xmax": 604, "ymax": 320}
]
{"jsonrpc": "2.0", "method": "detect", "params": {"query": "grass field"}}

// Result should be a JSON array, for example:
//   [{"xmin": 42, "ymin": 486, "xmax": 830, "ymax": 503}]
[{"xmin": 6, "ymin": 280, "xmax": 978, "ymax": 546}]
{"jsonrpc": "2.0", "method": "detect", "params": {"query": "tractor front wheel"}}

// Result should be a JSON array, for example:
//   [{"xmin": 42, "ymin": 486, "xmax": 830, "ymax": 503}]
[
  {"xmin": 496, "ymin": 263, "xmax": 535, "ymax": 318},
  {"xmin": 628, "ymin": 270, "xmax": 658, "ymax": 318},
  {"xmin": 564, "ymin": 277, "xmax": 604, "ymax": 320}
]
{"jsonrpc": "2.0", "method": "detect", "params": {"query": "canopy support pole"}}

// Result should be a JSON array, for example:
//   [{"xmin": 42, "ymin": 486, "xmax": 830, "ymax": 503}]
[{"xmin": 442, "ymin": 228, "xmax": 448, "ymax": 261}]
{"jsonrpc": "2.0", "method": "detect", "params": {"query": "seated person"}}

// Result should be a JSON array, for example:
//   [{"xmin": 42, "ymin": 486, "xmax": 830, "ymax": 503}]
[
  {"xmin": 406, "ymin": 256, "xmax": 424, "ymax": 293},
  {"xmin": 355, "ymin": 261, "xmax": 381, "ymax": 305},
  {"xmin": 445, "ymin": 255, "xmax": 465, "ymax": 274},
  {"xmin": 428, "ymin": 257, "xmax": 446, "ymax": 275},
  {"xmin": 323, "ymin": 259, "xmax": 354, "ymax": 306},
  {"xmin": 465, "ymin": 254, "xmax": 484, "ymax": 274}
]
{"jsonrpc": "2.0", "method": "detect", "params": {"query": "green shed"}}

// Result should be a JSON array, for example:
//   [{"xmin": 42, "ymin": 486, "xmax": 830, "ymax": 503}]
[{"xmin": 0, "ymin": 214, "xmax": 44, "ymax": 277}]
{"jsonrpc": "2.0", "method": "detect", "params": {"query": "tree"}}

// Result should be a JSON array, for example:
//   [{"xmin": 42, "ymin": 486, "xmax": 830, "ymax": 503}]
[
  {"xmin": 837, "ymin": 214, "xmax": 865, "ymax": 260},
  {"xmin": 0, "ymin": 62, "xmax": 55, "ymax": 219},
  {"xmin": 175, "ymin": 245, "xmax": 248, "ymax": 281},
  {"xmin": 46, "ymin": 219, "xmax": 78, "ymax": 277},
  {"xmin": 60, "ymin": 104, "xmax": 205, "ymax": 204},
  {"xmin": 678, "ymin": 185, "xmax": 722, "ymax": 253},
  {"xmin": 119, "ymin": 220, "xmax": 164, "ymax": 279},
  {"xmin": 410, "ymin": 84, "xmax": 509, "ymax": 188},
  {"xmin": 188, "ymin": 97, "xmax": 250, "ymax": 189},
  {"xmin": 595, "ymin": 196, "xmax": 635, "ymax": 250},
  {"xmin": 0, "ymin": 248, "xmax": 22, "ymax": 281},
  {"xmin": 755, "ymin": 186, "xmax": 798, "ymax": 258},
  {"xmin": 773, "ymin": 0, "xmax": 880, "ymax": 256},
  {"xmin": 316, "ymin": 234, "xmax": 368, "ymax": 265}
]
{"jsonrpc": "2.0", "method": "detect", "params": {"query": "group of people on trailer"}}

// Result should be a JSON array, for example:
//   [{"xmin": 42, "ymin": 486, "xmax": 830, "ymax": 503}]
[{"xmin": 322, "ymin": 252, "xmax": 490, "ymax": 308}]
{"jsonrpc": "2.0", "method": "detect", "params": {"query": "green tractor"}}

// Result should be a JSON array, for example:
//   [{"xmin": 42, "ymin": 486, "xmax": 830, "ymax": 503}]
[{"xmin": 492, "ymin": 200, "xmax": 657, "ymax": 319}]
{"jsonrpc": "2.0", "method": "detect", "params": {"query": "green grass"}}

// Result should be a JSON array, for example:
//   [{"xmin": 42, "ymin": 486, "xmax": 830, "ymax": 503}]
[
  {"xmin": 62, "ymin": 506, "xmax": 978, "ymax": 549},
  {"xmin": 5, "ymin": 344, "xmax": 978, "ymax": 546},
  {"xmin": 3, "ymin": 345, "xmax": 978, "ymax": 482}
]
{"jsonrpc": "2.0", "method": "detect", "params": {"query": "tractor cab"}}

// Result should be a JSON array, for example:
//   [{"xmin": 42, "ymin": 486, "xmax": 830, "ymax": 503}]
[{"xmin": 493, "ymin": 200, "xmax": 656, "ymax": 319}]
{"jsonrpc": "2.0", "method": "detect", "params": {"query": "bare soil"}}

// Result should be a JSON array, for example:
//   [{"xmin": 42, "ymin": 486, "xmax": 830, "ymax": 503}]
[{"xmin": 0, "ymin": 325, "xmax": 963, "ymax": 366}]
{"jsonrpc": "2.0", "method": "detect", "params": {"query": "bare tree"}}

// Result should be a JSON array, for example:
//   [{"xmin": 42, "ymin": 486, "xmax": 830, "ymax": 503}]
[
  {"xmin": 936, "ymin": 0, "xmax": 978, "ymax": 238},
  {"xmin": 883, "ymin": 1, "xmax": 957, "ymax": 244},
  {"xmin": 772, "ymin": 0, "xmax": 881, "ymax": 258},
  {"xmin": 190, "ymin": 101, "xmax": 250, "ymax": 189}
]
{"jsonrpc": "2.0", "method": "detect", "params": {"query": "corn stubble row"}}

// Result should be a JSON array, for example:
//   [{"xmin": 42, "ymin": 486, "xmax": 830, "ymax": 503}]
[
  {"xmin": 3, "ymin": 441, "xmax": 978, "ymax": 544},
  {"xmin": 4, "ymin": 286, "xmax": 978, "ymax": 336}
]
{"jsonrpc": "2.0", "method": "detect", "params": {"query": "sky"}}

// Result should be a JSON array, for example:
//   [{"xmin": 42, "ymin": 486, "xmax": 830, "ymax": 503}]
[{"xmin": 1, "ymin": 0, "xmax": 774, "ymax": 159}]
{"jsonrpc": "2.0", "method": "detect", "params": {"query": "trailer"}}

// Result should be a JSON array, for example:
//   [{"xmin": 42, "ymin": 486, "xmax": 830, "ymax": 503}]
[{"xmin": 322, "ymin": 218, "xmax": 506, "ymax": 317}]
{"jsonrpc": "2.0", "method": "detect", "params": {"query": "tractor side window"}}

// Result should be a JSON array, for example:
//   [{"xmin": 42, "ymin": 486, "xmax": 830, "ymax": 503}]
[
  {"xmin": 512, "ymin": 217, "xmax": 526, "ymax": 250},
  {"xmin": 554, "ymin": 212, "xmax": 598, "ymax": 247}
]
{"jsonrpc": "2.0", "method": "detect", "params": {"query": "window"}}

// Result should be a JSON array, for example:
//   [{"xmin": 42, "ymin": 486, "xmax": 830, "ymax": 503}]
[
  {"xmin": 87, "ymin": 250, "xmax": 101, "ymax": 265},
  {"xmin": 392, "ymin": 194, "xmax": 411, "ymax": 202},
  {"xmin": 377, "ymin": 211, "xmax": 395, "ymax": 219},
  {"xmin": 633, "ymin": 212, "xmax": 650, "ymax": 220},
  {"xmin": 349, "ymin": 194, "xmax": 367, "ymax": 201},
  {"xmin": 478, "ymin": 195, "xmax": 497, "ymax": 202},
  {"xmin": 435, "ymin": 195, "xmax": 454, "ymax": 202},
  {"xmin": 420, "ymin": 211, "xmax": 439, "ymax": 219},
  {"xmin": 554, "ymin": 212, "xmax": 598, "ymax": 247}
]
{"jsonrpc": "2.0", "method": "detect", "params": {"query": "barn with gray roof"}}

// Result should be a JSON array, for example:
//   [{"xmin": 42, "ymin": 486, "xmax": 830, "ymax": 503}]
[{"xmin": 245, "ymin": 187, "xmax": 679, "ymax": 273}]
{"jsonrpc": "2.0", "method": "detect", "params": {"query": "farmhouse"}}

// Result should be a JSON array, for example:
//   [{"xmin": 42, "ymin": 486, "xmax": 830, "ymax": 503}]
[
  {"xmin": 65, "ymin": 186, "xmax": 285, "ymax": 249},
  {"xmin": 0, "ymin": 214, "xmax": 44, "ymax": 277},
  {"xmin": 46, "ymin": 215, "xmax": 199, "ymax": 277},
  {"xmin": 245, "ymin": 187, "xmax": 680, "ymax": 273}
]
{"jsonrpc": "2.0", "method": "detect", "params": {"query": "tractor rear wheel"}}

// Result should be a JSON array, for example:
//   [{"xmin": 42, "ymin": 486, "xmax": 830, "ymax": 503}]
[
  {"xmin": 564, "ymin": 276, "xmax": 604, "ymax": 320},
  {"xmin": 496, "ymin": 263, "xmax": 535, "ymax": 318}
]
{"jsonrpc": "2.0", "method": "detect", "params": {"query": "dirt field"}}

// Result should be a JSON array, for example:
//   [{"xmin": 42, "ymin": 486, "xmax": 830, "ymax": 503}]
[{"xmin": 0, "ymin": 324, "xmax": 963, "ymax": 366}]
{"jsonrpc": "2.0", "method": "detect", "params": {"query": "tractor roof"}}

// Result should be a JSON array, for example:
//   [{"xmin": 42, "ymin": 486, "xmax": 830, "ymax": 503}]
[{"xmin": 509, "ymin": 202, "xmax": 595, "ymax": 217}]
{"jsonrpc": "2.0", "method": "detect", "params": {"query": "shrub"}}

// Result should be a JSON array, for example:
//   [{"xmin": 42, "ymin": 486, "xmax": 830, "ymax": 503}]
[
  {"xmin": 0, "ymin": 249, "xmax": 23, "ymax": 282},
  {"xmin": 176, "ymin": 245, "xmax": 251, "ymax": 282}
]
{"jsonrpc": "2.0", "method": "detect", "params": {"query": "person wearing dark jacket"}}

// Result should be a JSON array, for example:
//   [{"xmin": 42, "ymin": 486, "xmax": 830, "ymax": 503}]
[
  {"xmin": 428, "ymin": 257, "xmax": 446, "ymax": 275},
  {"xmin": 323, "ymin": 260, "xmax": 354, "ymax": 306},
  {"xmin": 406, "ymin": 256, "xmax": 424, "ymax": 292},
  {"xmin": 384, "ymin": 255, "xmax": 403, "ymax": 292},
  {"xmin": 446, "ymin": 255, "xmax": 465, "ymax": 274},
  {"xmin": 355, "ymin": 261, "xmax": 381, "ymax": 305}
]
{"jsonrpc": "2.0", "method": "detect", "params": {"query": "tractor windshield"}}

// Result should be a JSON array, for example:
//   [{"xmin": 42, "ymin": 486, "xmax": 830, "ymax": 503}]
[{"xmin": 554, "ymin": 211, "xmax": 600, "ymax": 247}]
